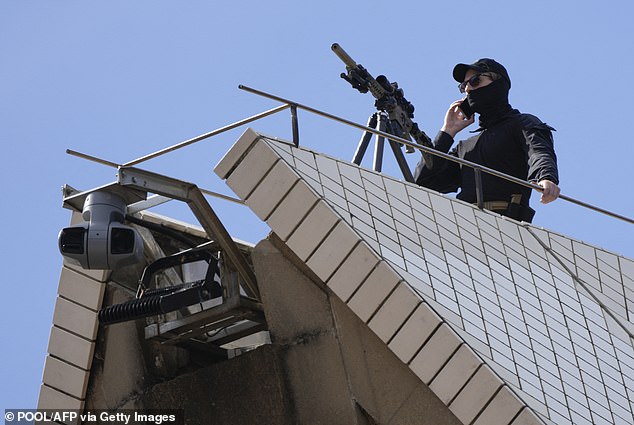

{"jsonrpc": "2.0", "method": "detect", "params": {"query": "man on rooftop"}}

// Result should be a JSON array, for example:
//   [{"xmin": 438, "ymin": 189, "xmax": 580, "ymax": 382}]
[{"xmin": 414, "ymin": 58, "xmax": 560, "ymax": 223}]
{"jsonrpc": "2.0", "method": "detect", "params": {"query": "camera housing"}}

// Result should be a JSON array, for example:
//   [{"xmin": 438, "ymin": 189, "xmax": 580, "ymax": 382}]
[{"xmin": 59, "ymin": 191, "xmax": 144, "ymax": 270}]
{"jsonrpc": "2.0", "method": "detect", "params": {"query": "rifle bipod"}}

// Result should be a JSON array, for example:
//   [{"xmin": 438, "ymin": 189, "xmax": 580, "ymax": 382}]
[
  {"xmin": 98, "ymin": 248, "xmax": 223, "ymax": 325},
  {"xmin": 352, "ymin": 112, "xmax": 415, "ymax": 183}
]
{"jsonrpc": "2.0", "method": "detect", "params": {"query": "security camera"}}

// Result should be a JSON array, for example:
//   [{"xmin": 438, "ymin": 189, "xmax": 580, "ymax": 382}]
[{"xmin": 58, "ymin": 191, "xmax": 143, "ymax": 270}]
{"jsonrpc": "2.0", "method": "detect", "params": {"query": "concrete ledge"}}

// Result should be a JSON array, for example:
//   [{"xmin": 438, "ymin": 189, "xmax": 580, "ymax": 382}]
[
  {"xmin": 47, "ymin": 326, "xmax": 95, "ymax": 371},
  {"xmin": 409, "ymin": 325, "xmax": 462, "ymax": 384},
  {"xmin": 42, "ymin": 356, "xmax": 90, "ymax": 400},
  {"xmin": 367, "ymin": 282, "xmax": 420, "ymax": 342},
  {"xmin": 226, "ymin": 139, "xmax": 280, "ymax": 199},
  {"xmin": 62, "ymin": 259, "xmax": 110, "ymax": 283},
  {"xmin": 266, "ymin": 180, "xmax": 320, "ymax": 241},
  {"xmin": 347, "ymin": 261, "xmax": 400, "ymax": 322},
  {"xmin": 511, "ymin": 407, "xmax": 548, "ymax": 425},
  {"xmin": 38, "ymin": 384, "xmax": 84, "ymax": 410},
  {"xmin": 472, "ymin": 385, "xmax": 524, "ymax": 425},
  {"xmin": 52, "ymin": 297, "xmax": 99, "ymax": 341},
  {"xmin": 246, "ymin": 160, "xmax": 300, "ymax": 221},
  {"xmin": 214, "ymin": 128, "xmax": 260, "ymax": 179},
  {"xmin": 286, "ymin": 202, "xmax": 339, "ymax": 262},
  {"xmin": 388, "ymin": 301, "xmax": 441, "ymax": 363},
  {"xmin": 306, "ymin": 221, "xmax": 359, "ymax": 282},
  {"xmin": 448, "ymin": 364, "xmax": 504, "ymax": 424},
  {"xmin": 327, "ymin": 242, "xmax": 379, "ymax": 302},
  {"xmin": 57, "ymin": 267, "xmax": 105, "ymax": 312},
  {"xmin": 429, "ymin": 344, "xmax": 481, "ymax": 404}
]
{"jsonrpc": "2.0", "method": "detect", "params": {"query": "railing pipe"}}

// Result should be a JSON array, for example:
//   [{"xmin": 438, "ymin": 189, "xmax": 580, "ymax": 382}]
[
  {"xmin": 238, "ymin": 85, "xmax": 634, "ymax": 225},
  {"xmin": 123, "ymin": 104, "xmax": 290, "ymax": 167},
  {"xmin": 65, "ymin": 151, "xmax": 244, "ymax": 205}
]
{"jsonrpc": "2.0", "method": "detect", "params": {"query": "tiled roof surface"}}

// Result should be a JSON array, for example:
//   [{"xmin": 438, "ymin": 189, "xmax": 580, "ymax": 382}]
[{"xmin": 216, "ymin": 129, "xmax": 634, "ymax": 425}]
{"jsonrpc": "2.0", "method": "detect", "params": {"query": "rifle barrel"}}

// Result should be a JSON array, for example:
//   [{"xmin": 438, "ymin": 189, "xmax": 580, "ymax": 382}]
[{"xmin": 331, "ymin": 43, "xmax": 357, "ymax": 68}]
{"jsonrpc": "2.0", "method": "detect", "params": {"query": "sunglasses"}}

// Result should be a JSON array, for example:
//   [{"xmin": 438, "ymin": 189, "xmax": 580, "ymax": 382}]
[{"xmin": 458, "ymin": 73, "xmax": 493, "ymax": 93}]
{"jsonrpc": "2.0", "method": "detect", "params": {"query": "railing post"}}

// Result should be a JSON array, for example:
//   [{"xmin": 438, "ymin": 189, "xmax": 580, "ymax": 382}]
[
  {"xmin": 474, "ymin": 168, "xmax": 484, "ymax": 209},
  {"xmin": 291, "ymin": 104, "xmax": 299, "ymax": 147}
]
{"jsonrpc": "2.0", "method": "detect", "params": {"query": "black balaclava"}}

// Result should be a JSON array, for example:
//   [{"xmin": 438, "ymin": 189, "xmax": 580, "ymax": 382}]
[{"xmin": 467, "ymin": 78, "xmax": 513, "ymax": 128}]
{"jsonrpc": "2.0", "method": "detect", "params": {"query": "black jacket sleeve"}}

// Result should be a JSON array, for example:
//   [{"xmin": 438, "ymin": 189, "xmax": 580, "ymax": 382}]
[
  {"xmin": 413, "ymin": 131, "xmax": 461, "ymax": 193},
  {"xmin": 519, "ymin": 115, "xmax": 559, "ymax": 185}
]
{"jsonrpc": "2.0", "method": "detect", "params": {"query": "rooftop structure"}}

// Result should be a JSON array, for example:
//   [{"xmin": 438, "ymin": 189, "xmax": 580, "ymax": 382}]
[
  {"xmin": 215, "ymin": 129, "xmax": 634, "ymax": 425},
  {"xmin": 39, "ymin": 101, "xmax": 633, "ymax": 424}
]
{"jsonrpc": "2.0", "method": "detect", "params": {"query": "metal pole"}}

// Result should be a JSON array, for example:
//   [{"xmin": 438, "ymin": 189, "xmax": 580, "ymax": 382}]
[
  {"xmin": 290, "ymin": 104, "xmax": 300, "ymax": 147},
  {"xmin": 238, "ymin": 85, "xmax": 634, "ymax": 225},
  {"xmin": 65, "ymin": 149, "xmax": 244, "ymax": 205},
  {"xmin": 474, "ymin": 168, "xmax": 484, "ymax": 209},
  {"xmin": 66, "ymin": 149, "xmax": 121, "ymax": 168},
  {"xmin": 123, "ymin": 104, "xmax": 291, "ymax": 167},
  {"xmin": 199, "ymin": 188, "xmax": 245, "ymax": 205}
]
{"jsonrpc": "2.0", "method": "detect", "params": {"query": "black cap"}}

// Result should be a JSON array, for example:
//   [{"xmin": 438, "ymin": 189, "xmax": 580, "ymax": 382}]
[{"xmin": 453, "ymin": 58, "xmax": 511, "ymax": 88}]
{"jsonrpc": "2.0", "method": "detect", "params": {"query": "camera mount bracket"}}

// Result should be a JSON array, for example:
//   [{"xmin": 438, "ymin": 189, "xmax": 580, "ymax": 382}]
[
  {"xmin": 116, "ymin": 166, "xmax": 259, "ymax": 300},
  {"xmin": 62, "ymin": 182, "xmax": 147, "ymax": 213}
]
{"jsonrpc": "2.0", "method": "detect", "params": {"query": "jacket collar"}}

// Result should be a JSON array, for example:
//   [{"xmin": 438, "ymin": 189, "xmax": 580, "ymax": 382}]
[{"xmin": 472, "ymin": 108, "xmax": 520, "ymax": 132}]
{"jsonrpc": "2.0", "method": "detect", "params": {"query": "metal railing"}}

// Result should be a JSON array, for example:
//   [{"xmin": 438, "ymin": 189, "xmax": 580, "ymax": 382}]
[
  {"xmin": 68, "ymin": 86, "xmax": 633, "ymax": 225},
  {"xmin": 238, "ymin": 85, "xmax": 634, "ymax": 225}
]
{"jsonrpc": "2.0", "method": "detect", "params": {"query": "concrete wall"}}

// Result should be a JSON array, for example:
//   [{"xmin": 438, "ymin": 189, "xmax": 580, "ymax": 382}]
[
  {"xmin": 140, "ymin": 344, "xmax": 293, "ymax": 425},
  {"xmin": 252, "ymin": 237, "xmax": 462, "ymax": 425}
]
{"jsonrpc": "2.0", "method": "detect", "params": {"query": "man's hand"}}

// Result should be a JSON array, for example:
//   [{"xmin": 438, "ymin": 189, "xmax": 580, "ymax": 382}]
[
  {"xmin": 441, "ymin": 99, "xmax": 475, "ymax": 138},
  {"xmin": 538, "ymin": 180, "xmax": 560, "ymax": 204}
]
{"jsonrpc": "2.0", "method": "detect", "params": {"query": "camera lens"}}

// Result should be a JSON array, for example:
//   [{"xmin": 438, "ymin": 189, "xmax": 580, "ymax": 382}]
[
  {"xmin": 59, "ymin": 227, "xmax": 86, "ymax": 254},
  {"xmin": 110, "ymin": 227, "xmax": 136, "ymax": 254}
]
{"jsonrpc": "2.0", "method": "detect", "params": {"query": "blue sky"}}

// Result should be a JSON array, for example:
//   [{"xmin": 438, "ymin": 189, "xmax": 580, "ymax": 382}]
[{"xmin": 1, "ymin": 0, "xmax": 633, "ymax": 409}]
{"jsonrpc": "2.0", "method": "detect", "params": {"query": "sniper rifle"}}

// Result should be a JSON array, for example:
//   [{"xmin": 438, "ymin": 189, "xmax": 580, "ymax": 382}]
[{"xmin": 331, "ymin": 43, "xmax": 436, "ymax": 173}]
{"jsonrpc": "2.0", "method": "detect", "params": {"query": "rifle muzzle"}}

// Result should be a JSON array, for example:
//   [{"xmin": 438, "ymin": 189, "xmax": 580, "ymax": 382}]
[{"xmin": 331, "ymin": 43, "xmax": 357, "ymax": 68}]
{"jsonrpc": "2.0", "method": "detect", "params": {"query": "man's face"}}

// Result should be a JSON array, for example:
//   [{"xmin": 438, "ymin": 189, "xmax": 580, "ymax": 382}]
[{"xmin": 462, "ymin": 69, "xmax": 495, "ymax": 94}]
